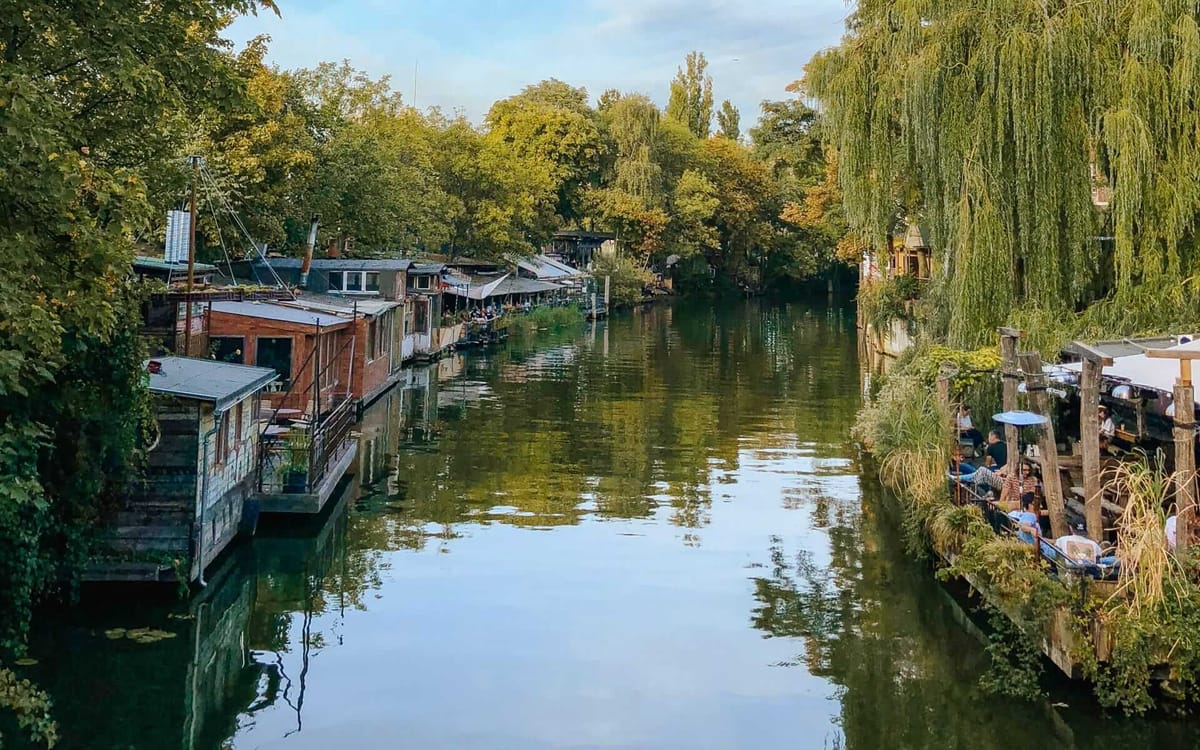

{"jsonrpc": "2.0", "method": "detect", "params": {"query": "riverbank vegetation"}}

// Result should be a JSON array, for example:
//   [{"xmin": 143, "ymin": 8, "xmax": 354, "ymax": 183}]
[
  {"xmin": 855, "ymin": 344, "xmax": 1200, "ymax": 713},
  {"xmin": 495, "ymin": 306, "xmax": 585, "ymax": 338}
]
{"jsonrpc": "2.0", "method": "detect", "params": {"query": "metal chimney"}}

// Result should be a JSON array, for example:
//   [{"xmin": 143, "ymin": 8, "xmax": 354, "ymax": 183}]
[{"xmin": 299, "ymin": 214, "xmax": 319, "ymax": 288}]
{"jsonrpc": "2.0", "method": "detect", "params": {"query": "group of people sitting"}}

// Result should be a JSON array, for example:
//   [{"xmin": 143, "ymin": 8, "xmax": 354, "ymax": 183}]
[{"xmin": 949, "ymin": 408, "xmax": 1119, "ymax": 578}]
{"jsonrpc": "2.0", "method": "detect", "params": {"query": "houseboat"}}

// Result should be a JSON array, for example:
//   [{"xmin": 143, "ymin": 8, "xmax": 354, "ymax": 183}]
[
  {"xmin": 87, "ymin": 356, "xmax": 278, "ymax": 583},
  {"xmin": 236, "ymin": 256, "xmax": 458, "ymax": 363},
  {"xmin": 207, "ymin": 301, "xmax": 359, "ymax": 515}
]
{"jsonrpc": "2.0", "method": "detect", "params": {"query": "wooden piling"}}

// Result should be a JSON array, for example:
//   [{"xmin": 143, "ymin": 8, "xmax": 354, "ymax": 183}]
[
  {"xmin": 1065, "ymin": 342, "xmax": 1114, "ymax": 542},
  {"xmin": 1019, "ymin": 350, "xmax": 1069, "ymax": 539},
  {"xmin": 998, "ymin": 328, "xmax": 1022, "ymax": 451},
  {"xmin": 1146, "ymin": 349, "xmax": 1200, "ymax": 553}
]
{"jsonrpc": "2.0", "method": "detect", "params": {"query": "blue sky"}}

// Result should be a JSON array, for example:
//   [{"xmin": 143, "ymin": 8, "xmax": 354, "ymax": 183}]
[{"xmin": 227, "ymin": 0, "xmax": 849, "ymax": 128}]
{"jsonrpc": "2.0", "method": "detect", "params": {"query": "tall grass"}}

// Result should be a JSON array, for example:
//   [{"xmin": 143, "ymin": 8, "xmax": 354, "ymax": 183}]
[
  {"xmin": 495, "ymin": 305, "xmax": 584, "ymax": 337},
  {"xmin": 1107, "ymin": 454, "xmax": 1189, "ymax": 617},
  {"xmin": 853, "ymin": 373, "xmax": 952, "ymax": 505}
]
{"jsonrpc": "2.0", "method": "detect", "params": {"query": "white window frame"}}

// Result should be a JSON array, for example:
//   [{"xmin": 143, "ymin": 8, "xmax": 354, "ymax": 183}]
[{"xmin": 328, "ymin": 270, "xmax": 380, "ymax": 295}]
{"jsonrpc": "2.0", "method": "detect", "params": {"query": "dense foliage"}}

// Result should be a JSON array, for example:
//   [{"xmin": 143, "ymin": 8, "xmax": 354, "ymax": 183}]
[
  {"xmin": 808, "ymin": 0, "xmax": 1200, "ymax": 347},
  {"xmin": 181, "ymin": 50, "xmax": 847, "ymax": 294},
  {"xmin": 0, "ymin": 0, "xmax": 281, "ymax": 743}
]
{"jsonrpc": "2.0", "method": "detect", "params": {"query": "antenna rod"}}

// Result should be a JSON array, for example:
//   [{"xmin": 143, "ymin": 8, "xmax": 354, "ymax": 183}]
[{"xmin": 184, "ymin": 155, "xmax": 200, "ymax": 356}]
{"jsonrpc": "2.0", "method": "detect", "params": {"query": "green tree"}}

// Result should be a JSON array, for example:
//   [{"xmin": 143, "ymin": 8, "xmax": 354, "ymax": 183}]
[
  {"xmin": 604, "ymin": 94, "xmax": 664, "ymax": 205},
  {"xmin": 666, "ymin": 51, "xmax": 714, "ymax": 139},
  {"xmin": 0, "ymin": 0, "xmax": 274, "ymax": 741},
  {"xmin": 486, "ymin": 80, "xmax": 606, "ymax": 236},
  {"xmin": 806, "ymin": 0, "xmax": 1200, "ymax": 345},
  {"xmin": 430, "ymin": 115, "xmax": 549, "ymax": 258},
  {"xmin": 671, "ymin": 169, "xmax": 721, "ymax": 259},
  {"xmin": 716, "ymin": 100, "xmax": 740, "ymax": 141}
]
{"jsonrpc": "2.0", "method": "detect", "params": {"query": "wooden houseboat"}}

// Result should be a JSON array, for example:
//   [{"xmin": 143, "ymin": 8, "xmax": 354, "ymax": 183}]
[
  {"xmin": 87, "ymin": 356, "xmax": 278, "ymax": 583},
  {"xmin": 207, "ymin": 301, "xmax": 359, "ymax": 515}
]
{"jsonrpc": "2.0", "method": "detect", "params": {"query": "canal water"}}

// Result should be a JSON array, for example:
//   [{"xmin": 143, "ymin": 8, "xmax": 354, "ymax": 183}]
[{"xmin": 16, "ymin": 300, "xmax": 1199, "ymax": 749}]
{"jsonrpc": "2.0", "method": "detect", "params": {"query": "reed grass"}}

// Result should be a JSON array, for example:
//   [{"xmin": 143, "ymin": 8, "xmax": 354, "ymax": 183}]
[{"xmin": 1107, "ymin": 455, "xmax": 1190, "ymax": 619}]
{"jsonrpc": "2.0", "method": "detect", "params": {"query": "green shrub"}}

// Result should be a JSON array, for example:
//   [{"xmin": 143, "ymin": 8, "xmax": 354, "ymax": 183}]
[{"xmin": 590, "ymin": 254, "xmax": 653, "ymax": 308}]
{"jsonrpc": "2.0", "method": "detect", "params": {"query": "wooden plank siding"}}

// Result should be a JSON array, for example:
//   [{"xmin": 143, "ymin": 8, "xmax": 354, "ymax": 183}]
[{"xmin": 87, "ymin": 393, "xmax": 265, "ymax": 583}]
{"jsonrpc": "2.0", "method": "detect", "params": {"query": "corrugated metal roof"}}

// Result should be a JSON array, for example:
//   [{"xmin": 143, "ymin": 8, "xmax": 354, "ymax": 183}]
[
  {"xmin": 259, "ymin": 258, "xmax": 415, "ymax": 271},
  {"xmin": 447, "ymin": 274, "xmax": 565, "ymax": 298},
  {"xmin": 407, "ymin": 262, "xmax": 446, "ymax": 275},
  {"xmin": 145, "ymin": 356, "xmax": 276, "ymax": 413},
  {"xmin": 497, "ymin": 277, "xmax": 564, "ymax": 295},
  {"xmin": 1087, "ymin": 337, "xmax": 1180, "ymax": 359},
  {"xmin": 211, "ymin": 301, "xmax": 351, "ymax": 328},
  {"xmin": 1061, "ymin": 338, "xmax": 1200, "ymax": 397},
  {"xmin": 516, "ymin": 253, "xmax": 584, "ymax": 279},
  {"xmin": 281, "ymin": 293, "xmax": 399, "ymax": 317}
]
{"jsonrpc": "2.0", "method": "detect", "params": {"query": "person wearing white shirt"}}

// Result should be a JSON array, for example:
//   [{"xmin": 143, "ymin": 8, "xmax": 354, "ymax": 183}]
[
  {"xmin": 1166, "ymin": 514, "xmax": 1178, "ymax": 551},
  {"xmin": 957, "ymin": 405, "xmax": 983, "ymax": 450}
]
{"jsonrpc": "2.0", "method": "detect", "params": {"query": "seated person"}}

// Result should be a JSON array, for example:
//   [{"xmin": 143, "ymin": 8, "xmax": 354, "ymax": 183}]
[
  {"xmin": 997, "ymin": 459, "xmax": 1038, "ymax": 511},
  {"xmin": 957, "ymin": 405, "xmax": 984, "ymax": 451},
  {"xmin": 984, "ymin": 429, "xmax": 1008, "ymax": 469},
  {"xmin": 1007, "ymin": 495, "xmax": 1040, "ymax": 545},
  {"xmin": 948, "ymin": 446, "xmax": 977, "ymax": 476}
]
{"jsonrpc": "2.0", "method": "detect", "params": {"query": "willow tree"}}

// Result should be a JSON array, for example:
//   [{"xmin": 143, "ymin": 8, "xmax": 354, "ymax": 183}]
[{"xmin": 808, "ymin": 0, "xmax": 1200, "ymax": 347}]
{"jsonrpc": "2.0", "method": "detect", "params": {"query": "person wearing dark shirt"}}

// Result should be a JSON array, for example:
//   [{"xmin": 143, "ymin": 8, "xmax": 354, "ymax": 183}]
[{"xmin": 984, "ymin": 430, "xmax": 1008, "ymax": 469}]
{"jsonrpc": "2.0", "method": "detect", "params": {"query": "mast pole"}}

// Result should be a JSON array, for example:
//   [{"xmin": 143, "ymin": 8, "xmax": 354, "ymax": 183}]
[{"xmin": 184, "ymin": 155, "xmax": 200, "ymax": 355}]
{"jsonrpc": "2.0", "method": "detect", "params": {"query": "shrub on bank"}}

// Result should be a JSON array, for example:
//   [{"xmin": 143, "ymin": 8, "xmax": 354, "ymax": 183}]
[
  {"xmin": 495, "ymin": 305, "xmax": 584, "ymax": 337},
  {"xmin": 589, "ymin": 255, "xmax": 653, "ymax": 309}
]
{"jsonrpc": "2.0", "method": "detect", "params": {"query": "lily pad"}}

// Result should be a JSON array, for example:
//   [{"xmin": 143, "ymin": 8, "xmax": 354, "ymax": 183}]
[
  {"xmin": 127, "ymin": 628, "xmax": 176, "ymax": 644},
  {"xmin": 103, "ymin": 626, "xmax": 176, "ymax": 643},
  {"xmin": 14, "ymin": 658, "xmax": 37, "ymax": 666}
]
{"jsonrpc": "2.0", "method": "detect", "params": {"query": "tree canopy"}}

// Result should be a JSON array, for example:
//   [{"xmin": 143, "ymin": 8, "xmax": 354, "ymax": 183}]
[{"xmin": 807, "ymin": 0, "xmax": 1200, "ymax": 346}]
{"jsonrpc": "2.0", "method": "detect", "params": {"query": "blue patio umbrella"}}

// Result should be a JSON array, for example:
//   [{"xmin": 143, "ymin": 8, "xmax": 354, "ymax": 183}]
[
  {"xmin": 992, "ymin": 410, "xmax": 1049, "ymax": 427},
  {"xmin": 992, "ymin": 410, "xmax": 1049, "ymax": 465}
]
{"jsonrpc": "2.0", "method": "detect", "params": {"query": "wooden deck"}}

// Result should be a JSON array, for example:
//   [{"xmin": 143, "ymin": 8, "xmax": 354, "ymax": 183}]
[{"xmin": 255, "ymin": 441, "xmax": 357, "ymax": 515}]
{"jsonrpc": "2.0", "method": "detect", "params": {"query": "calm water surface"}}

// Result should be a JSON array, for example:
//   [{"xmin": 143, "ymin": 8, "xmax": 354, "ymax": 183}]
[{"xmin": 20, "ymin": 301, "xmax": 1200, "ymax": 749}]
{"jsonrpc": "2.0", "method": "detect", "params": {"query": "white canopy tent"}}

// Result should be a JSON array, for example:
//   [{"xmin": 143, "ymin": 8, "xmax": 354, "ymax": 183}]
[{"xmin": 1061, "ymin": 338, "xmax": 1200, "ymax": 404}]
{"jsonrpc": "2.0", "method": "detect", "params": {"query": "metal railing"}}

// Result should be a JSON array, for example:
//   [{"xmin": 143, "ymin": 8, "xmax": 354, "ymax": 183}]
[{"xmin": 256, "ymin": 319, "xmax": 358, "ymax": 496}]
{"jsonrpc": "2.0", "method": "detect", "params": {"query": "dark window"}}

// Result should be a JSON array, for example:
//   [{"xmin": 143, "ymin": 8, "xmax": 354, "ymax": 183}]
[
  {"xmin": 416, "ymin": 275, "xmax": 431, "ymax": 290},
  {"xmin": 346, "ymin": 272, "xmax": 363, "ymax": 292},
  {"xmin": 367, "ymin": 319, "xmax": 378, "ymax": 360},
  {"xmin": 256, "ymin": 337, "xmax": 293, "ymax": 387},
  {"xmin": 328, "ymin": 271, "xmax": 343, "ymax": 291},
  {"xmin": 211, "ymin": 336, "xmax": 244, "ymax": 363},
  {"xmin": 365, "ymin": 272, "xmax": 380, "ymax": 292},
  {"xmin": 414, "ymin": 298, "xmax": 429, "ymax": 333}
]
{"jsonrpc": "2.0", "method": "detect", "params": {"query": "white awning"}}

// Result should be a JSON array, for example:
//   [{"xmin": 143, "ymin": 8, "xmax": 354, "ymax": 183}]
[{"xmin": 1061, "ymin": 338, "xmax": 1200, "ymax": 398}]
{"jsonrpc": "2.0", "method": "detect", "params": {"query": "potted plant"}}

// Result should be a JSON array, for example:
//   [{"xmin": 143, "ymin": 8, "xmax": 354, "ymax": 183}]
[{"xmin": 281, "ymin": 428, "xmax": 311, "ymax": 493}]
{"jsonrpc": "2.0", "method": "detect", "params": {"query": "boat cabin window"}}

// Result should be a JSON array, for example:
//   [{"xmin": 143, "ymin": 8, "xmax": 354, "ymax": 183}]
[
  {"xmin": 211, "ymin": 336, "xmax": 243, "ymax": 364},
  {"xmin": 256, "ymin": 337, "xmax": 293, "ymax": 387}
]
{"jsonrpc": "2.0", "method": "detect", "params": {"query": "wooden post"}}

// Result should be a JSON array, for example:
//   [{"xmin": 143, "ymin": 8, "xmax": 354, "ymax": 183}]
[
  {"xmin": 184, "ymin": 155, "xmax": 200, "ymax": 356},
  {"xmin": 1019, "ymin": 350, "xmax": 1069, "ymax": 539},
  {"xmin": 1146, "ymin": 349, "xmax": 1200, "ymax": 553},
  {"xmin": 998, "ymin": 328, "xmax": 1023, "ymax": 451},
  {"xmin": 1065, "ymin": 342, "xmax": 1114, "ymax": 542}
]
